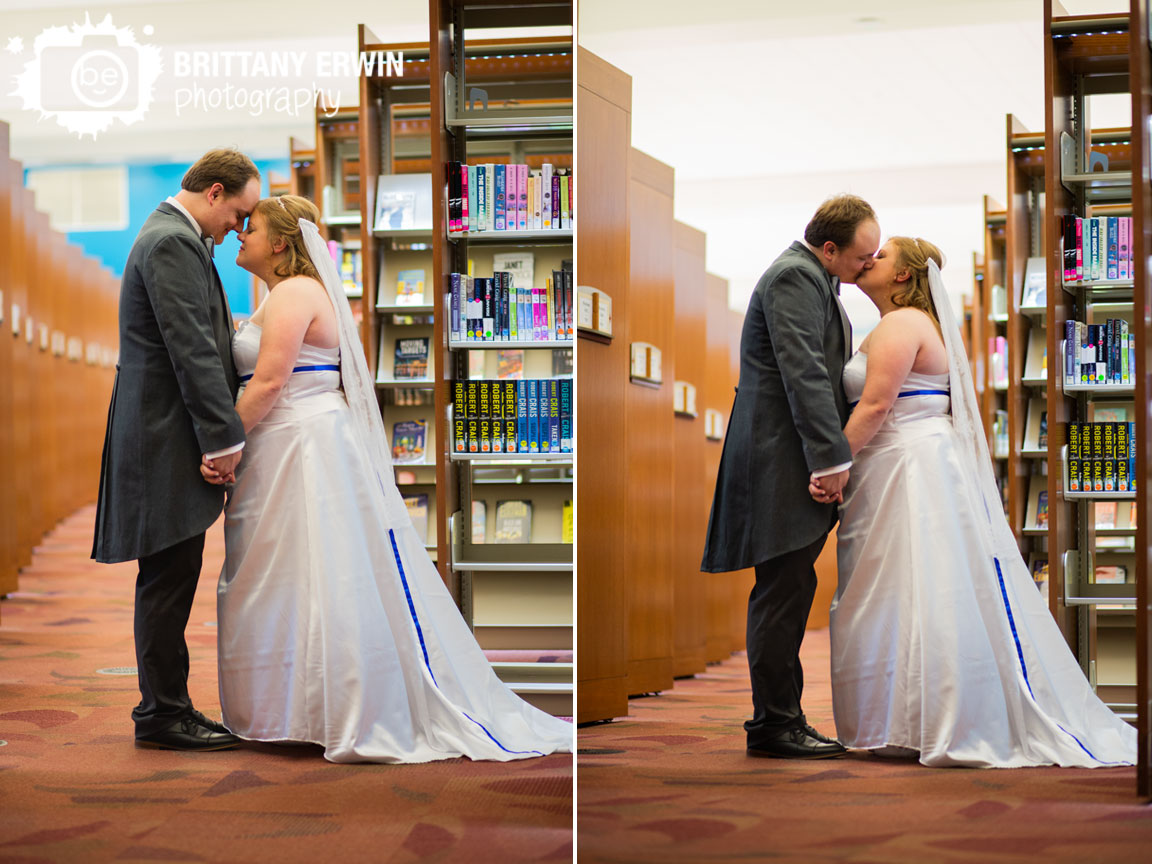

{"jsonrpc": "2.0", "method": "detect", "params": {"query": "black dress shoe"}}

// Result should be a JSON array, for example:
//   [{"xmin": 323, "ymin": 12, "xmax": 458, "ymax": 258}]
[
  {"xmin": 189, "ymin": 708, "xmax": 229, "ymax": 735},
  {"xmin": 748, "ymin": 726, "xmax": 847, "ymax": 760},
  {"xmin": 136, "ymin": 716, "xmax": 240, "ymax": 751}
]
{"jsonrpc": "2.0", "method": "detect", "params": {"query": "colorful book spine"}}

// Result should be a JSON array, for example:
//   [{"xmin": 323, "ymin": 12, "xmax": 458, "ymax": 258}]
[
  {"xmin": 494, "ymin": 164, "xmax": 507, "ymax": 231},
  {"xmin": 454, "ymin": 380, "xmax": 466, "ymax": 452},
  {"xmin": 542, "ymin": 163, "xmax": 553, "ymax": 229},
  {"xmin": 547, "ymin": 378, "xmax": 560, "ymax": 453},
  {"xmin": 517, "ymin": 380, "xmax": 529, "ymax": 452},
  {"xmin": 503, "ymin": 381, "xmax": 517, "ymax": 453},
  {"xmin": 559, "ymin": 378, "xmax": 572, "ymax": 452},
  {"xmin": 517, "ymin": 164, "xmax": 528, "ymax": 231}
]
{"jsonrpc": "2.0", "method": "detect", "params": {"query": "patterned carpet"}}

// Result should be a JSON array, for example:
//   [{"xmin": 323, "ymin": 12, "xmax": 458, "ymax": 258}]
[
  {"xmin": 577, "ymin": 635, "xmax": 1152, "ymax": 863},
  {"xmin": 0, "ymin": 507, "xmax": 572, "ymax": 863}
]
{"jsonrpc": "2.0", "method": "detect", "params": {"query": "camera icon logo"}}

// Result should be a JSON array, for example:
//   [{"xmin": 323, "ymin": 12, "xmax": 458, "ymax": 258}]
[
  {"xmin": 12, "ymin": 14, "xmax": 162, "ymax": 138},
  {"xmin": 41, "ymin": 35, "xmax": 139, "ymax": 111}
]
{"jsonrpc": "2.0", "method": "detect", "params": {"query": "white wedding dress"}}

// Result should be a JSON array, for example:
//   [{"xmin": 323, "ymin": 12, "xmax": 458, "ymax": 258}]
[
  {"xmin": 831, "ymin": 350, "xmax": 1136, "ymax": 768},
  {"xmin": 215, "ymin": 224, "xmax": 572, "ymax": 765}
]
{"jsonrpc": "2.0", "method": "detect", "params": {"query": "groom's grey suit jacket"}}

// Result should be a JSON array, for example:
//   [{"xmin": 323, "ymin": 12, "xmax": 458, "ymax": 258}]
[
  {"xmin": 701, "ymin": 241, "xmax": 852, "ymax": 572},
  {"xmin": 92, "ymin": 203, "xmax": 244, "ymax": 564}
]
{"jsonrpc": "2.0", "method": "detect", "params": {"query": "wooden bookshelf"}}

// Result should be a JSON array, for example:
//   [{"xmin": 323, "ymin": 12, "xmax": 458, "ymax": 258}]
[
  {"xmin": 1044, "ymin": 0, "xmax": 1149, "ymax": 796},
  {"xmin": 0, "ymin": 121, "xmax": 119, "ymax": 612},
  {"xmin": 576, "ymin": 47, "xmax": 630, "ymax": 723},
  {"xmin": 428, "ymin": 1, "xmax": 574, "ymax": 716}
]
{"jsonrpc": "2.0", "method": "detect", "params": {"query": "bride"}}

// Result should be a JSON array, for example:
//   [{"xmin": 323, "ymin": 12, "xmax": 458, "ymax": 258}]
[
  {"xmin": 202, "ymin": 194, "xmax": 572, "ymax": 763},
  {"xmin": 810, "ymin": 236, "xmax": 1136, "ymax": 768}
]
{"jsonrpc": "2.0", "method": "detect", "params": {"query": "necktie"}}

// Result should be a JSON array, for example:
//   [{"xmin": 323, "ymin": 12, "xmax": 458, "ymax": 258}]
[{"xmin": 202, "ymin": 236, "xmax": 215, "ymax": 259}]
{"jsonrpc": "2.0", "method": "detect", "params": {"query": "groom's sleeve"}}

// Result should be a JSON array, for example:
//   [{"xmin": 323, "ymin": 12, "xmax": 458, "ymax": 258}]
[
  {"xmin": 143, "ymin": 234, "xmax": 246, "ymax": 454},
  {"xmin": 762, "ymin": 269, "xmax": 851, "ymax": 473}
]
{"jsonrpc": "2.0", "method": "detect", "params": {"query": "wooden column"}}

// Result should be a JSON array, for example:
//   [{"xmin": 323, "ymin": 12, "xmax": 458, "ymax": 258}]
[
  {"xmin": 671, "ymin": 221, "xmax": 707, "ymax": 678},
  {"xmin": 0, "ymin": 127, "xmax": 14, "ymax": 596},
  {"xmin": 624, "ymin": 148, "xmax": 675, "ymax": 696},
  {"xmin": 575, "ymin": 48, "xmax": 631, "ymax": 723}
]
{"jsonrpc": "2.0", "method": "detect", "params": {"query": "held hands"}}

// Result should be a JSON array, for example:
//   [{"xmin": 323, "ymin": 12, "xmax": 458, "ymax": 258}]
[
  {"xmin": 200, "ymin": 451, "xmax": 241, "ymax": 485},
  {"xmin": 809, "ymin": 468, "xmax": 849, "ymax": 505}
]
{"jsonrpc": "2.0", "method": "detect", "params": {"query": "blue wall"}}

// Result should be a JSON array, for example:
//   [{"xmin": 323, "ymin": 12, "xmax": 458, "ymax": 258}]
[{"xmin": 28, "ymin": 158, "xmax": 290, "ymax": 317}]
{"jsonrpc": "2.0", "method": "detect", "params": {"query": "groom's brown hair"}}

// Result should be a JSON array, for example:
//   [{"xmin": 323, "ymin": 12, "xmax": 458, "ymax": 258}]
[
  {"xmin": 181, "ymin": 148, "xmax": 260, "ymax": 197},
  {"xmin": 804, "ymin": 195, "xmax": 876, "ymax": 249}
]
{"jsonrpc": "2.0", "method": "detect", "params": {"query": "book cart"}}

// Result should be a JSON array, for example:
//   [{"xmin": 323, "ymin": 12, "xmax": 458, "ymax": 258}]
[
  {"xmin": 427, "ymin": 0, "xmax": 574, "ymax": 715},
  {"xmin": 1043, "ymin": 0, "xmax": 1150, "ymax": 796}
]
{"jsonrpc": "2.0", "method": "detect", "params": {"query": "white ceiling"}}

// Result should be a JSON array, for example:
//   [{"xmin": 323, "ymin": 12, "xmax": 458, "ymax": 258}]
[{"xmin": 578, "ymin": 0, "xmax": 1128, "ymax": 325}]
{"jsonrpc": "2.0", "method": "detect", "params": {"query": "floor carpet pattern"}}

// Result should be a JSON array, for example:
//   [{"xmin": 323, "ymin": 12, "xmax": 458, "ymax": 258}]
[
  {"xmin": 577, "ymin": 633, "xmax": 1151, "ymax": 863},
  {"xmin": 0, "ymin": 507, "xmax": 572, "ymax": 863}
]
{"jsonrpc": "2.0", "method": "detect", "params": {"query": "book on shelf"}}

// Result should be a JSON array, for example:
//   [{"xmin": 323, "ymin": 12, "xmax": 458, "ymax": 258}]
[
  {"xmin": 553, "ymin": 347, "xmax": 573, "ymax": 377},
  {"xmin": 496, "ymin": 349, "xmax": 524, "ymax": 380},
  {"xmin": 492, "ymin": 252, "xmax": 535, "ymax": 297},
  {"xmin": 327, "ymin": 241, "xmax": 362, "ymax": 298},
  {"xmin": 451, "ymin": 378, "xmax": 573, "ymax": 455},
  {"xmin": 1061, "ymin": 215, "xmax": 1133, "ymax": 282},
  {"xmin": 394, "ymin": 337, "xmax": 430, "ymax": 379},
  {"xmin": 493, "ymin": 499, "xmax": 532, "ymax": 543},
  {"xmin": 562, "ymin": 499, "xmax": 573, "ymax": 544},
  {"xmin": 1095, "ymin": 501, "xmax": 1117, "ymax": 529},
  {"xmin": 393, "ymin": 387, "xmax": 434, "ymax": 407},
  {"xmin": 1094, "ymin": 565, "xmax": 1128, "ymax": 585},
  {"xmin": 447, "ymin": 162, "xmax": 573, "ymax": 234},
  {"xmin": 1063, "ymin": 319, "xmax": 1134, "ymax": 386},
  {"xmin": 471, "ymin": 499, "xmax": 487, "ymax": 544},
  {"xmin": 391, "ymin": 419, "xmax": 427, "ymax": 465},
  {"xmin": 1021, "ymin": 257, "xmax": 1047, "ymax": 308},
  {"xmin": 988, "ymin": 335, "xmax": 1008, "ymax": 387},
  {"xmin": 1067, "ymin": 420, "xmax": 1136, "ymax": 493},
  {"xmin": 448, "ymin": 269, "xmax": 574, "ymax": 344},
  {"xmin": 395, "ymin": 269, "xmax": 426, "ymax": 306},
  {"xmin": 990, "ymin": 283, "xmax": 1007, "ymax": 319},
  {"xmin": 374, "ymin": 173, "xmax": 433, "ymax": 232},
  {"xmin": 1036, "ymin": 491, "xmax": 1049, "ymax": 528},
  {"xmin": 1028, "ymin": 554, "xmax": 1049, "ymax": 592},
  {"xmin": 403, "ymin": 494, "xmax": 429, "ymax": 543},
  {"xmin": 993, "ymin": 410, "xmax": 1009, "ymax": 459}
]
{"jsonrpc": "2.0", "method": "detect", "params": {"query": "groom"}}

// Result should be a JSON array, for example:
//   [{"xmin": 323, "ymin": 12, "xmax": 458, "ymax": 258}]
[
  {"xmin": 93, "ymin": 149, "xmax": 261, "ymax": 751},
  {"xmin": 701, "ymin": 195, "xmax": 879, "ymax": 759}
]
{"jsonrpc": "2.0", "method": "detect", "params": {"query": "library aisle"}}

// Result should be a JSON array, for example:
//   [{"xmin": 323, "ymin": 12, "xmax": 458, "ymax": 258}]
[
  {"xmin": 0, "ymin": 506, "xmax": 572, "ymax": 863},
  {"xmin": 578, "ymin": 640, "xmax": 1151, "ymax": 864}
]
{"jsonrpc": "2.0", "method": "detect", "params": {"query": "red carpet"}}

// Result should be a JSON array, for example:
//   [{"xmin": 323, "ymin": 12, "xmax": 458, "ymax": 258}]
[
  {"xmin": 577, "ymin": 634, "xmax": 1151, "ymax": 863},
  {"xmin": 0, "ymin": 507, "xmax": 572, "ymax": 863}
]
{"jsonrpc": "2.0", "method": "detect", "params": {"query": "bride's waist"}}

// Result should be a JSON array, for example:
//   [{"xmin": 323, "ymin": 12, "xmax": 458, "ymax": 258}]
[{"xmin": 240, "ymin": 386, "xmax": 347, "ymax": 422}]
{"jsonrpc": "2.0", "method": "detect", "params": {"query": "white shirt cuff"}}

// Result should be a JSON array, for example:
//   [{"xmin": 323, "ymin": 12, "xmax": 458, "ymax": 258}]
[
  {"xmin": 811, "ymin": 460, "xmax": 851, "ymax": 479},
  {"xmin": 204, "ymin": 442, "xmax": 245, "ymax": 460}
]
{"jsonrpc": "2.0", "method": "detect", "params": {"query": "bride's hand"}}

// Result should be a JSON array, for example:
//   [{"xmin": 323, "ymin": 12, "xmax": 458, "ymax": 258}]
[{"xmin": 809, "ymin": 474, "xmax": 843, "ymax": 505}]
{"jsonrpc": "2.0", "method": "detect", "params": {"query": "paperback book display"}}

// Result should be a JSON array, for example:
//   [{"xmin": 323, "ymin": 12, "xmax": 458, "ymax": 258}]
[
  {"xmin": 1067, "ymin": 421, "xmax": 1137, "ymax": 493},
  {"xmin": 1062, "ymin": 319, "xmax": 1135, "ymax": 385},
  {"xmin": 1060, "ymin": 214, "xmax": 1135, "ymax": 282},
  {"xmin": 989, "ymin": 336, "xmax": 1008, "ymax": 388},
  {"xmin": 391, "ymin": 419, "xmax": 428, "ymax": 464},
  {"xmin": 328, "ymin": 241, "xmax": 362, "ymax": 298},
  {"xmin": 393, "ymin": 337, "xmax": 430, "ymax": 380},
  {"xmin": 446, "ymin": 162, "xmax": 573, "ymax": 235},
  {"xmin": 452, "ymin": 378, "xmax": 574, "ymax": 455},
  {"xmin": 449, "ymin": 269, "xmax": 574, "ymax": 343},
  {"xmin": 395, "ymin": 270, "xmax": 426, "ymax": 306}
]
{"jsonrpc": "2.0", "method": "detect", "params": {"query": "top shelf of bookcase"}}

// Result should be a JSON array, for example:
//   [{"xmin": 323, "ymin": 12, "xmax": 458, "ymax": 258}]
[
  {"xmin": 1050, "ymin": 16, "xmax": 1130, "ymax": 79},
  {"xmin": 457, "ymin": 0, "xmax": 572, "ymax": 30},
  {"xmin": 444, "ymin": 73, "xmax": 572, "ymax": 138}
]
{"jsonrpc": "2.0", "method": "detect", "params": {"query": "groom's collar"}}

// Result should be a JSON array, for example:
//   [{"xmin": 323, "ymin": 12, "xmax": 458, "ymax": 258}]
[
  {"xmin": 164, "ymin": 195, "xmax": 204, "ymax": 235},
  {"xmin": 791, "ymin": 240, "xmax": 840, "ymax": 294}
]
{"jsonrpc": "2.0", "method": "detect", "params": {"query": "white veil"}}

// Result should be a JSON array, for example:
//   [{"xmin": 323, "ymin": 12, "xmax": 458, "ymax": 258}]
[
  {"xmin": 927, "ymin": 258, "xmax": 1020, "ymax": 556},
  {"xmin": 299, "ymin": 218, "xmax": 409, "ymax": 524}
]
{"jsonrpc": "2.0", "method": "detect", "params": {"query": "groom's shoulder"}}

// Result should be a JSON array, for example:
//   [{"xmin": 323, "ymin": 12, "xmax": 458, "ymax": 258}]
[
  {"xmin": 757, "ymin": 243, "xmax": 825, "ymax": 290},
  {"xmin": 132, "ymin": 208, "xmax": 199, "ymax": 257}
]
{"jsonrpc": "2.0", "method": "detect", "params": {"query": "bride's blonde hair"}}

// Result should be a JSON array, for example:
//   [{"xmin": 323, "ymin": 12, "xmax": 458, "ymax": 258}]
[
  {"xmin": 254, "ymin": 194, "xmax": 321, "ymax": 281},
  {"xmin": 889, "ymin": 236, "xmax": 945, "ymax": 338}
]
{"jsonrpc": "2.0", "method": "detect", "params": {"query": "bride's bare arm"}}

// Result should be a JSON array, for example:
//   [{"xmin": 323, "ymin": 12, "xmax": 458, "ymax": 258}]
[
  {"xmin": 234, "ymin": 278, "xmax": 319, "ymax": 433},
  {"xmin": 842, "ymin": 309, "xmax": 925, "ymax": 455}
]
